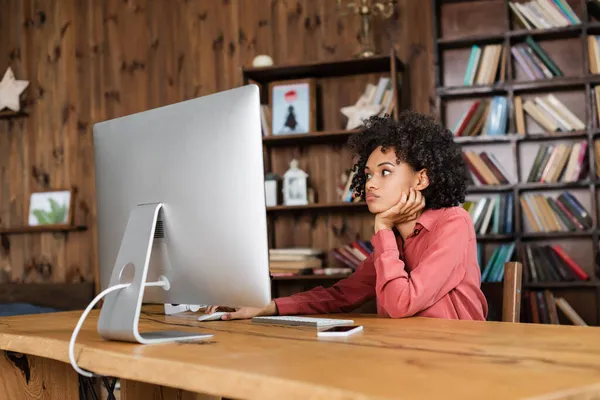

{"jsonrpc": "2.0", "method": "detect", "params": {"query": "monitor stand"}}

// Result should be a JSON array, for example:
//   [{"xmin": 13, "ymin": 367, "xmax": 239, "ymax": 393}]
[{"xmin": 97, "ymin": 203, "xmax": 213, "ymax": 344}]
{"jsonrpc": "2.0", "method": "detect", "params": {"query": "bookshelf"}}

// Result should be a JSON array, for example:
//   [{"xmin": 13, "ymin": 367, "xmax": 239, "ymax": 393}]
[
  {"xmin": 241, "ymin": 50, "xmax": 405, "ymax": 297},
  {"xmin": 432, "ymin": 0, "xmax": 600, "ymax": 325}
]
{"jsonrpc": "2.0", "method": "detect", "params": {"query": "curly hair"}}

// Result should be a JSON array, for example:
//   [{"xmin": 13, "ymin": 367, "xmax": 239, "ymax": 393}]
[{"xmin": 347, "ymin": 111, "xmax": 467, "ymax": 210}]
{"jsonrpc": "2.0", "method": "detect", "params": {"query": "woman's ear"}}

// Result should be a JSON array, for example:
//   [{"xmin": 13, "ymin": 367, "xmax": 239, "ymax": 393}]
[{"xmin": 415, "ymin": 169, "xmax": 429, "ymax": 191}]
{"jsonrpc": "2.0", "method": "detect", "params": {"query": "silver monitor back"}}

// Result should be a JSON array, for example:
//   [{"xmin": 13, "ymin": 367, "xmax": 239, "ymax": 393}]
[{"xmin": 93, "ymin": 84, "xmax": 271, "ymax": 314}]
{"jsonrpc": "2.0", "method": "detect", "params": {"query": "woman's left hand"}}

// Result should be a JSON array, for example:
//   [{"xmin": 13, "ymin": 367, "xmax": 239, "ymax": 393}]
[{"xmin": 374, "ymin": 188, "xmax": 425, "ymax": 233}]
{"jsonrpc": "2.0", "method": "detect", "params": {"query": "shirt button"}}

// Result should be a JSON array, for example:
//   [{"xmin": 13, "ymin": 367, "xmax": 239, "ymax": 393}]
[{"xmin": 413, "ymin": 229, "xmax": 420, "ymax": 236}]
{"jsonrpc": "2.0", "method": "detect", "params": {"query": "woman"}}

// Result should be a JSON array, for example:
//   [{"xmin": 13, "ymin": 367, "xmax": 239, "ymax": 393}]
[{"xmin": 207, "ymin": 111, "xmax": 488, "ymax": 321}]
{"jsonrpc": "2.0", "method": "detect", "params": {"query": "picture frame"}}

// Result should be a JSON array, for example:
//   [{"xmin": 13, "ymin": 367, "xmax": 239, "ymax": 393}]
[
  {"xmin": 27, "ymin": 188, "xmax": 75, "ymax": 227},
  {"xmin": 268, "ymin": 78, "xmax": 317, "ymax": 135}
]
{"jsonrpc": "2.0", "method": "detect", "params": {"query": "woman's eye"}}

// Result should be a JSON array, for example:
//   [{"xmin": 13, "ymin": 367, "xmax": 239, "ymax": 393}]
[
  {"xmin": 382, "ymin": 170, "xmax": 391, "ymax": 176},
  {"xmin": 365, "ymin": 173, "xmax": 372, "ymax": 179}
]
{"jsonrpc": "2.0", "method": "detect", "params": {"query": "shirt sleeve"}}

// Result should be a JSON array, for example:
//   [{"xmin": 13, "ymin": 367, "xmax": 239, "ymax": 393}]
[
  {"xmin": 371, "ymin": 214, "xmax": 472, "ymax": 318},
  {"xmin": 273, "ymin": 255, "xmax": 377, "ymax": 315}
]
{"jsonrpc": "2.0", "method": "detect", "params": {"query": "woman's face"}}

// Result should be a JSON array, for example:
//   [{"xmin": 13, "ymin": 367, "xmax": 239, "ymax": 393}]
[{"xmin": 363, "ymin": 146, "xmax": 427, "ymax": 214}]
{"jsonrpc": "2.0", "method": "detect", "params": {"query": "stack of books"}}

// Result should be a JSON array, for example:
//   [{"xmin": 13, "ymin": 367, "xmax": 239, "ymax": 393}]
[
  {"xmin": 526, "ymin": 140, "xmax": 588, "ymax": 183},
  {"xmin": 462, "ymin": 150, "xmax": 515, "ymax": 186},
  {"xmin": 452, "ymin": 96, "xmax": 508, "ymax": 136},
  {"xmin": 269, "ymin": 248, "xmax": 323, "ymax": 276},
  {"xmin": 463, "ymin": 45, "xmax": 506, "ymax": 86},
  {"xmin": 481, "ymin": 242, "xmax": 517, "ymax": 282},
  {"xmin": 331, "ymin": 240, "xmax": 373, "ymax": 270},
  {"xmin": 511, "ymin": 37, "xmax": 563, "ymax": 80},
  {"xmin": 517, "ymin": 94, "xmax": 585, "ymax": 133},
  {"xmin": 508, "ymin": 0, "xmax": 580, "ymax": 29},
  {"xmin": 526, "ymin": 290, "xmax": 587, "ymax": 325},
  {"xmin": 463, "ymin": 194, "xmax": 514, "ymax": 235},
  {"xmin": 520, "ymin": 192, "xmax": 593, "ymax": 232},
  {"xmin": 521, "ymin": 243, "xmax": 589, "ymax": 282}
]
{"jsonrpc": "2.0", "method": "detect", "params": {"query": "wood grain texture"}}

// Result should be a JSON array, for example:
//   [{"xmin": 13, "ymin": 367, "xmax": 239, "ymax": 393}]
[
  {"xmin": 121, "ymin": 379, "xmax": 220, "ymax": 400},
  {"xmin": 2, "ymin": 309, "xmax": 600, "ymax": 399},
  {"xmin": 0, "ymin": 0, "xmax": 433, "ymax": 296},
  {"xmin": 502, "ymin": 261, "xmax": 523, "ymax": 323},
  {"xmin": 0, "ymin": 351, "xmax": 78, "ymax": 400}
]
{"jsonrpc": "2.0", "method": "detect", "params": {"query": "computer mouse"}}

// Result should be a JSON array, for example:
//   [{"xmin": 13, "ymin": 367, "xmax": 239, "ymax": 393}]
[{"xmin": 197, "ymin": 312, "xmax": 228, "ymax": 322}]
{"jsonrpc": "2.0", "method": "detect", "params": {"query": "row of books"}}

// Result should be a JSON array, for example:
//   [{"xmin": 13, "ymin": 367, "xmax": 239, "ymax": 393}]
[
  {"xmin": 521, "ymin": 243, "xmax": 589, "ymax": 283},
  {"xmin": 511, "ymin": 38, "xmax": 562, "ymax": 80},
  {"xmin": 331, "ymin": 240, "xmax": 374, "ymax": 270},
  {"xmin": 517, "ymin": 93, "xmax": 585, "ymax": 133},
  {"xmin": 462, "ymin": 194, "xmax": 514, "ymax": 235},
  {"xmin": 481, "ymin": 242, "xmax": 516, "ymax": 282},
  {"xmin": 463, "ymin": 44, "xmax": 506, "ymax": 86},
  {"xmin": 520, "ymin": 191, "xmax": 593, "ymax": 232},
  {"xmin": 526, "ymin": 290, "xmax": 587, "ymax": 326},
  {"xmin": 509, "ymin": 0, "xmax": 580, "ymax": 30},
  {"xmin": 452, "ymin": 96, "xmax": 508, "ymax": 136},
  {"xmin": 462, "ymin": 150, "xmax": 515, "ymax": 186},
  {"xmin": 526, "ymin": 140, "xmax": 588, "ymax": 183}
]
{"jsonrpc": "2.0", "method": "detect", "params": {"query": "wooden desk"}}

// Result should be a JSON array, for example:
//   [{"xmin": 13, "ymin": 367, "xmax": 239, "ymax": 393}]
[{"xmin": 1, "ymin": 308, "xmax": 600, "ymax": 399}]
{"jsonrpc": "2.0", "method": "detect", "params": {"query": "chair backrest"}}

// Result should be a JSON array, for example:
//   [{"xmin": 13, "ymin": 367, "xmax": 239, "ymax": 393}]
[{"xmin": 502, "ymin": 261, "xmax": 523, "ymax": 323}]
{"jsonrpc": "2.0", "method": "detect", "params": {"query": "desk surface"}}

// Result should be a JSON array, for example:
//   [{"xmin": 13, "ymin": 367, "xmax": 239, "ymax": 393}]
[{"xmin": 1, "ymin": 308, "xmax": 600, "ymax": 399}]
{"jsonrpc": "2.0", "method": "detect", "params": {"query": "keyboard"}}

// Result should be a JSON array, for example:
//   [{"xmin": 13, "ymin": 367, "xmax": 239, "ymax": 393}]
[{"xmin": 251, "ymin": 316, "xmax": 355, "ymax": 327}]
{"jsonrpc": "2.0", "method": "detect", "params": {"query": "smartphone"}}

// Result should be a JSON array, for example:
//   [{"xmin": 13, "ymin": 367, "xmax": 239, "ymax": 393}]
[{"xmin": 317, "ymin": 325, "xmax": 363, "ymax": 337}]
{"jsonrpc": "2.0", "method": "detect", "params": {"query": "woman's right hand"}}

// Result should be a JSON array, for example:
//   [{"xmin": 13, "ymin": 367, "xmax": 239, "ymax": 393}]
[{"xmin": 204, "ymin": 301, "xmax": 278, "ymax": 320}]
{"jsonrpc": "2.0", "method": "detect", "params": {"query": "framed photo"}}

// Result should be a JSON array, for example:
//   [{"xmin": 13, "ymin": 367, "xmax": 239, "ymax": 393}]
[
  {"xmin": 269, "ymin": 79, "xmax": 316, "ymax": 135},
  {"xmin": 27, "ymin": 189, "xmax": 74, "ymax": 226}
]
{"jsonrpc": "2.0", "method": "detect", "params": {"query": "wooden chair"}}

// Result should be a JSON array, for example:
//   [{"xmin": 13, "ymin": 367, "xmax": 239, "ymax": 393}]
[{"xmin": 502, "ymin": 261, "xmax": 523, "ymax": 323}]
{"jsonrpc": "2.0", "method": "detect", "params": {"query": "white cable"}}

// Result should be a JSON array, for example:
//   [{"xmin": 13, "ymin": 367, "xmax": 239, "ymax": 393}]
[{"xmin": 69, "ymin": 278, "xmax": 168, "ymax": 378}]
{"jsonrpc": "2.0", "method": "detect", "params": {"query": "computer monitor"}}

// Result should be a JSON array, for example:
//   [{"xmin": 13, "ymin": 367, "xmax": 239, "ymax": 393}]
[{"xmin": 92, "ymin": 84, "xmax": 271, "ymax": 344}]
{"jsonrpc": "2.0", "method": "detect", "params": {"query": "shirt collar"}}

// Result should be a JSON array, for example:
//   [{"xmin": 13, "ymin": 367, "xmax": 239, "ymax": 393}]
[{"xmin": 415, "ymin": 208, "xmax": 445, "ymax": 231}]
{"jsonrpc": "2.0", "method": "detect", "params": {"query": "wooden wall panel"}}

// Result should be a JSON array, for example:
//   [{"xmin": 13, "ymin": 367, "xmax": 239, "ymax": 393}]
[{"xmin": 0, "ymin": 0, "xmax": 434, "ymax": 289}]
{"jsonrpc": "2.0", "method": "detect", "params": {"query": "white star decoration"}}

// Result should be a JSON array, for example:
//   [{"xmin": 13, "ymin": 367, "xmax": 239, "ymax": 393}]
[
  {"xmin": 0, "ymin": 67, "xmax": 29, "ymax": 112},
  {"xmin": 341, "ymin": 95, "xmax": 383, "ymax": 130}
]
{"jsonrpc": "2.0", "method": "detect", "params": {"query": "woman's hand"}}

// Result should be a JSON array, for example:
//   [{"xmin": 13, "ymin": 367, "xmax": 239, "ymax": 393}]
[
  {"xmin": 204, "ymin": 301, "xmax": 278, "ymax": 320},
  {"xmin": 374, "ymin": 188, "xmax": 425, "ymax": 233}
]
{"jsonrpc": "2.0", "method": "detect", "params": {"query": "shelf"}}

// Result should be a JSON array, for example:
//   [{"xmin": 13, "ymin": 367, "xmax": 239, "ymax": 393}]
[
  {"xmin": 0, "ymin": 109, "xmax": 28, "ymax": 119},
  {"xmin": 0, "ymin": 225, "xmax": 87, "ymax": 235},
  {"xmin": 508, "ymin": 25, "xmax": 583, "ymax": 41},
  {"xmin": 518, "ymin": 181, "xmax": 591, "ymax": 192},
  {"xmin": 454, "ymin": 131, "xmax": 588, "ymax": 144},
  {"xmin": 454, "ymin": 135, "xmax": 515, "ymax": 144},
  {"xmin": 262, "ymin": 129, "xmax": 359, "ymax": 146},
  {"xmin": 242, "ymin": 52, "xmax": 403, "ymax": 83},
  {"xmin": 271, "ymin": 273, "xmax": 352, "ymax": 281},
  {"xmin": 437, "ymin": 33, "xmax": 504, "ymax": 49},
  {"xmin": 467, "ymin": 184, "xmax": 514, "ymax": 193},
  {"xmin": 520, "ymin": 230, "xmax": 595, "ymax": 240},
  {"xmin": 524, "ymin": 281, "xmax": 599, "ymax": 289},
  {"xmin": 518, "ymin": 131, "xmax": 588, "ymax": 142},
  {"xmin": 476, "ymin": 234, "xmax": 516, "ymax": 241},
  {"xmin": 438, "ymin": 77, "xmax": 588, "ymax": 98},
  {"xmin": 436, "ymin": 84, "xmax": 507, "ymax": 98},
  {"xmin": 512, "ymin": 76, "xmax": 587, "ymax": 92},
  {"xmin": 266, "ymin": 202, "xmax": 368, "ymax": 213}
]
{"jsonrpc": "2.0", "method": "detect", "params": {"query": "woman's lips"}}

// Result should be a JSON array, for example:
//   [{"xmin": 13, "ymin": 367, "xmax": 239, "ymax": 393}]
[{"xmin": 366, "ymin": 193, "xmax": 379, "ymax": 202}]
